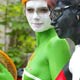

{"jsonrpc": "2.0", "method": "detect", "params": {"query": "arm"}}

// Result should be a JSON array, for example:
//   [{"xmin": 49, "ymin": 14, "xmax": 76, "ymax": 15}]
[
  {"xmin": 56, "ymin": 62, "xmax": 72, "ymax": 80},
  {"xmin": 0, "ymin": 64, "xmax": 14, "ymax": 80},
  {"xmin": 47, "ymin": 38, "xmax": 71, "ymax": 80}
]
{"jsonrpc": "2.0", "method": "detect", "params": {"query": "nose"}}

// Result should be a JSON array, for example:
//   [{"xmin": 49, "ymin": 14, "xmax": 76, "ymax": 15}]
[{"xmin": 33, "ymin": 12, "xmax": 40, "ymax": 20}]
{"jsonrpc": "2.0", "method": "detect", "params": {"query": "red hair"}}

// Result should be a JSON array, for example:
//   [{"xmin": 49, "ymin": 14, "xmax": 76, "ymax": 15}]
[
  {"xmin": 47, "ymin": 0, "xmax": 57, "ymax": 9},
  {"xmin": 22, "ymin": 0, "xmax": 47, "ymax": 5},
  {"xmin": 22, "ymin": 0, "xmax": 57, "ymax": 8},
  {"xmin": 22, "ymin": 0, "xmax": 28, "ymax": 5}
]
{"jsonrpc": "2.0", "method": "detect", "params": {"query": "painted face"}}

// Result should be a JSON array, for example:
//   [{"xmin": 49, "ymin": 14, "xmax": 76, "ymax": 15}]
[{"xmin": 25, "ymin": 0, "xmax": 53, "ymax": 32}]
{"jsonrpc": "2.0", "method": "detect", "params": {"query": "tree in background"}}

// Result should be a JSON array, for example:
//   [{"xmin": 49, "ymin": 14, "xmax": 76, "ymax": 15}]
[{"xmin": 0, "ymin": 0, "xmax": 36, "ymax": 69}]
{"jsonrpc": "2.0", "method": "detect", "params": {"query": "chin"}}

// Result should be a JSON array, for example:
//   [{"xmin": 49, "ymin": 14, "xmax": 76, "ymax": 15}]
[
  {"xmin": 33, "ymin": 29, "xmax": 43, "ymax": 32},
  {"xmin": 33, "ymin": 28, "xmax": 50, "ymax": 32}
]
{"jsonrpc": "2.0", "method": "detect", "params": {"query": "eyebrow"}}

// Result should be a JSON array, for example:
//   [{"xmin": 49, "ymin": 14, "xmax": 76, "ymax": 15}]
[
  {"xmin": 38, "ymin": 7, "xmax": 48, "ymax": 9},
  {"xmin": 26, "ymin": 7, "xmax": 48, "ymax": 9}
]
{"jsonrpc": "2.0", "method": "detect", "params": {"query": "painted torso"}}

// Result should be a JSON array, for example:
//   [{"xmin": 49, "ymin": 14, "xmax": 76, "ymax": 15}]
[
  {"xmin": 22, "ymin": 28, "xmax": 71, "ymax": 80},
  {"xmin": 26, "ymin": 43, "xmax": 52, "ymax": 80}
]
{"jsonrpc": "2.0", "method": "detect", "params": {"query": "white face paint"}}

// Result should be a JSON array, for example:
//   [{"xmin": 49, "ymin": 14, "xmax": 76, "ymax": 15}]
[{"xmin": 25, "ymin": 0, "xmax": 52, "ymax": 32}]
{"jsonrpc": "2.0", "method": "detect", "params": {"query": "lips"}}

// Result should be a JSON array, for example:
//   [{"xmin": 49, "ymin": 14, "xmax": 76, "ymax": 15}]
[{"xmin": 32, "ymin": 23, "xmax": 43, "ymax": 25}]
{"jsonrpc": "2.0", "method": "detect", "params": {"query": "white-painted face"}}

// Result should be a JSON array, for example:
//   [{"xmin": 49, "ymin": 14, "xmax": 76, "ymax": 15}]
[{"xmin": 25, "ymin": 0, "xmax": 53, "ymax": 32}]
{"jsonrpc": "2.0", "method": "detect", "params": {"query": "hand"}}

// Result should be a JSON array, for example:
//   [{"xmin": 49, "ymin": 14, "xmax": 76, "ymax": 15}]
[{"xmin": 0, "ymin": 63, "xmax": 14, "ymax": 80}]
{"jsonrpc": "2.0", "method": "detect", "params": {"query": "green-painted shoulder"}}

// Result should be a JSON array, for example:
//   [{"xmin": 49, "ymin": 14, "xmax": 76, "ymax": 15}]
[{"xmin": 46, "ymin": 37, "xmax": 71, "ymax": 80}]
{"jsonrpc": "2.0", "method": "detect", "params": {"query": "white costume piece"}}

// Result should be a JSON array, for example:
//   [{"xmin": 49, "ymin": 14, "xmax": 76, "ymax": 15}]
[{"xmin": 69, "ymin": 45, "xmax": 80, "ymax": 80}]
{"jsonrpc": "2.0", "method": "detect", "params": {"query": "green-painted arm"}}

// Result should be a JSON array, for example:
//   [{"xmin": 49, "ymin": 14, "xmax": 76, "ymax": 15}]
[
  {"xmin": 0, "ymin": 63, "xmax": 14, "ymax": 80},
  {"xmin": 47, "ymin": 38, "xmax": 71, "ymax": 80}
]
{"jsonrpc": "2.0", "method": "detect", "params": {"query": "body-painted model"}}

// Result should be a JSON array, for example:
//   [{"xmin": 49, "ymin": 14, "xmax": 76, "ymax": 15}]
[
  {"xmin": 0, "ymin": 0, "xmax": 71, "ymax": 80},
  {"xmin": 22, "ymin": 0, "xmax": 71, "ymax": 80},
  {"xmin": 47, "ymin": 0, "xmax": 80, "ymax": 80}
]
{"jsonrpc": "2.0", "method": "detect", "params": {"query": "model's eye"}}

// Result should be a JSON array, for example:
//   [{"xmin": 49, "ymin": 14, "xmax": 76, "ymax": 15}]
[
  {"xmin": 39, "ymin": 8, "xmax": 49, "ymax": 13},
  {"xmin": 26, "ymin": 8, "xmax": 34, "ymax": 13}
]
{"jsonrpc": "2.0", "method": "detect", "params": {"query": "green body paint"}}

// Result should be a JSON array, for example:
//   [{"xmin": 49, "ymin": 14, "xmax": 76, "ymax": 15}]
[
  {"xmin": 0, "ymin": 64, "xmax": 14, "ymax": 80},
  {"xmin": 23, "ymin": 27, "xmax": 71, "ymax": 80}
]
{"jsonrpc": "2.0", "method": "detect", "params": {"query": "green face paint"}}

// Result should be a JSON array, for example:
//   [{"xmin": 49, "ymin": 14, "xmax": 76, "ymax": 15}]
[{"xmin": 22, "ymin": 27, "xmax": 71, "ymax": 80}]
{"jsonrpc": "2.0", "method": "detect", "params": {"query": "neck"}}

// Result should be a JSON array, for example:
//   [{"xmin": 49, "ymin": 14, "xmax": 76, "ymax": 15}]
[{"xmin": 35, "ymin": 28, "xmax": 57, "ymax": 46}]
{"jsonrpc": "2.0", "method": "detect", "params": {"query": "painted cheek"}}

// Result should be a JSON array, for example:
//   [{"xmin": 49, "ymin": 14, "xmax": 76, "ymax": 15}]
[
  {"xmin": 27, "ymin": 14, "xmax": 33, "ymax": 23},
  {"xmin": 40, "ymin": 12, "xmax": 48, "ymax": 16},
  {"xmin": 26, "ymin": 11, "xmax": 33, "ymax": 20},
  {"xmin": 41, "ymin": 14, "xmax": 50, "ymax": 23}
]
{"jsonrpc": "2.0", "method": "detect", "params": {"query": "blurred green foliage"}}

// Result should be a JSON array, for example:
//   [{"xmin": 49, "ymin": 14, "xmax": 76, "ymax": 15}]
[
  {"xmin": 6, "ymin": 27, "xmax": 36, "ymax": 68},
  {"xmin": 0, "ymin": 0, "xmax": 36, "ymax": 68}
]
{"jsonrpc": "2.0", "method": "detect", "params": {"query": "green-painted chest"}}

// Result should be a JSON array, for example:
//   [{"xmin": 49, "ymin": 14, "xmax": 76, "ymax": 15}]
[{"xmin": 26, "ymin": 44, "xmax": 52, "ymax": 80}]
